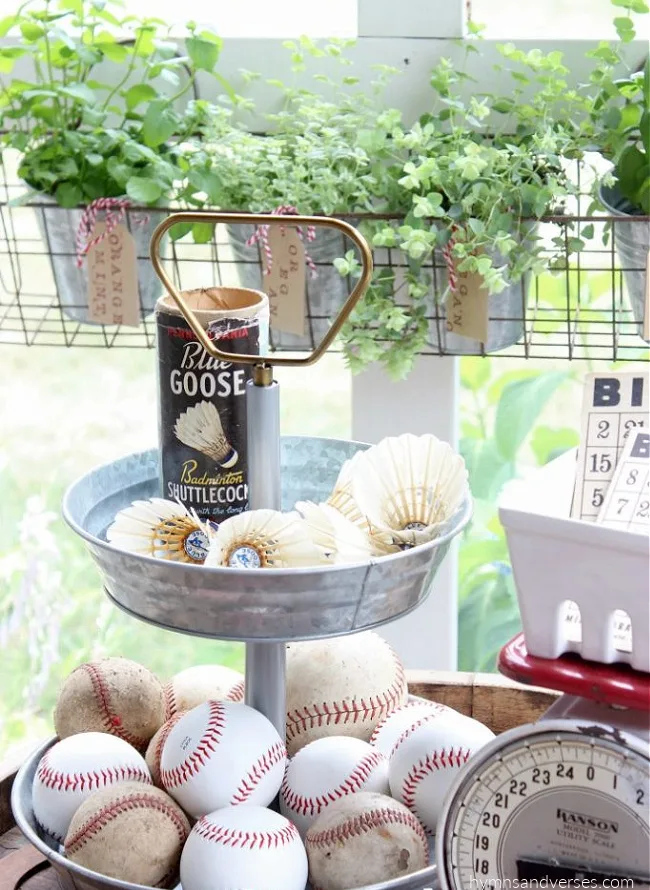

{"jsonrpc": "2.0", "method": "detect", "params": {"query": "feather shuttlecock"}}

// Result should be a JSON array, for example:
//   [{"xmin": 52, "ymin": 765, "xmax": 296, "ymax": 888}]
[
  {"xmin": 349, "ymin": 433, "xmax": 469, "ymax": 554},
  {"xmin": 106, "ymin": 497, "xmax": 210, "ymax": 563},
  {"xmin": 174, "ymin": 401, "xmax": 238, "ymax": 468},
  {"xmin": 295, "ymin": 500, "xmax": 373, "ymax": 564},
  {"xmin": 326, "ymin": 450, "xmax": 371, "ymax": 536},
  {"xmin": 204, "ymin": 508, "xmax": 324, "ymax": 569}
]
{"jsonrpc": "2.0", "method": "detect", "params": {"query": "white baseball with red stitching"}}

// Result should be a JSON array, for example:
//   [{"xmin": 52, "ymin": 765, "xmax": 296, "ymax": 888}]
[
  {"xmin": 285, "ymin": 632, "xmax": 408, "ymax": 756},
  {"xmin": 369, "ymin": 699, "xmax": 459, "ymax": 758},
  {"xmin": 32, "ymin": 732, "xmax": 152, "ymax": 842},
  {"xmin": 180, "ymin": 805, "xmax": 308, "ymax": 890},
  {"xmin": 160, "ymin": 700, "xmax": 287, "ymax": 818},
  {"xmin": 389, "ymin": 712, "xmax": 495, "ymax": 834},
  {"xmin": 280, "ymin": 736, "xmax": 389, "ymax": 836},
  {"xmin": 305, "ymin": 791, "xmax": 429, "ymax": 890},
  {"xmin": 163, "ymin": 664, "xmax": 245, "ymax": 721}
]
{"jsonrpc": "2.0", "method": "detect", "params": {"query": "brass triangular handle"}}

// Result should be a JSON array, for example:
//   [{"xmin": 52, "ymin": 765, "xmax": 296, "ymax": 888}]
[{"xmin": 149, "ymin": 212, "xmax": 373, "ymax": 368}]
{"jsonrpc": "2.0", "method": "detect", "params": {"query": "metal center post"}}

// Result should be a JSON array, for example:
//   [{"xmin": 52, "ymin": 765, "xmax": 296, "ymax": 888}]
[{"xmin": 245, "ymin": 363, "xmax": 285, "ymax": 732}]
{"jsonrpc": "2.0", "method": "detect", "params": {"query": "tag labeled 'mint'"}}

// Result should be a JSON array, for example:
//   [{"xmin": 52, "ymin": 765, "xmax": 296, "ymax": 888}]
[
  {"xmin": 263, "ymin": 225, "xmax": 306, "ymax": 336},
  {"xmin": 446, "ymin": 266, "xmax": 489, "ymax": 343},
  {"xmin": 87, "ymin": 222, "xmax": 140, "ymax": 326}
]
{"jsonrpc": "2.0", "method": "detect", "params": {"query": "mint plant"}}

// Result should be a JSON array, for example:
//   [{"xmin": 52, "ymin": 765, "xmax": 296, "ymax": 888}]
[{"xmin": 0, "ymin": 0, "xmax": 230, "ymax": 209}]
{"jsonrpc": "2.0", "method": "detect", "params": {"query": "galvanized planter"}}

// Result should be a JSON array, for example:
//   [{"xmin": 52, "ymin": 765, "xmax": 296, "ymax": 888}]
[
  {"xmin": 62, "ymin": 436, "xmax": 471, "ymax": 642},
  {"xmin": 599, "ymin": 183, "xmax": 650, "ymax": 341},
  {"xmin": 228, "ymin": 223, "xmax": 354, "ymax": 351},
  {"xmin": 11, "ymin": 737, "xmax": 440, "ymax": 890},
  {"xmin": 37, "ymin": 198, "xmax": 167, "ymax": 325}
]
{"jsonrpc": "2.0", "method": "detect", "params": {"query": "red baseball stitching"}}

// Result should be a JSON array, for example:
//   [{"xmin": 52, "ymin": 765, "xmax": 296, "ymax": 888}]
[
  {"xmin": 286, "ymin": 647, "xmax": 407, "ymax": 742},
  {"xmin": 306, "ymin": 806, "xmax": 428, "ymax": 859},
  {"xmin": 401, "ymin": 747, "xmax": 471, "ymax": 822},
  {"xmin": 369, "ymin": 701, "xmax": 448, "ymax": 747},
  {"xmin": 36, "ymin": 755, "xmax": 151, "ymax": 793},
  {"xmin": 65, "ymin": 791, "xmax": 189, "ymax": 854},
  {"xmin": 388, "ymin": 712, "xmax": 452, "ymax": 760},
  {"xmin": 160, "ymin": 700, "xmax": 226, "ymax": 789},
  {"xmin": 228, "ymin": 679, "xmax": 245, "ymax": 702},
  {"xmin": 149, "ymin": 714, "xmax": 182, "ymax": 782},
  {"xmin": 80, "ymin": 662, "xmax": 148, "ymax": 750},
  {"xmin": 281, "ymin": 751, "xmax": 386, "ymax": 817},
  {"xmin": 230, "ymin": 741, "xmax": 287, "ymax": 805},
  {"xmin": 195, "ymin": 818, "xmax": 299, "ymax": 850},
  {"xmin": 163, "ymin": 681, "xmax": 177, "ymax": 721}
]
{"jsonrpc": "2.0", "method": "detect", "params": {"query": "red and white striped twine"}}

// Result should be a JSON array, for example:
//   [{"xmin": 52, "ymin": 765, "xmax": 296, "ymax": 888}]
[
  {"xmin": 442, "ymin": 224, "xmax": 459, "ymax": 293},
  {"xmin": 75, "ymin": 197, "xmax": 148, "ymax": 268},
  {"xmin": 246, "ymin": 205, "xmax": 317, "ymax": 278}
]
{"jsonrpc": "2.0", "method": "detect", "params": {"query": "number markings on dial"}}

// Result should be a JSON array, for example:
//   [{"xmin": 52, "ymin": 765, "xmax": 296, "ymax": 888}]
[{"xmin": 445, "ymin": 732, "xmax": 650, "ymax": 890}]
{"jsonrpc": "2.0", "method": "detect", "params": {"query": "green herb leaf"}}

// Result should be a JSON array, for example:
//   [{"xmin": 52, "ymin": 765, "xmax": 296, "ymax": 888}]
[
  {"xmin": 186, "ymin": 36, "xmax": 221, "ymax": 72},
  {"xmin": 126, "ymin": 176, "xmax": 163, "ymax": 204},
  {"xmin": 125, "ymin": 83, "xmax": 158, "ymax": 110},
  {"xmin": 191, "ymin": 222, "xmax": 215, "ymax": 243},
  {"xmin": 60, "ymin": 83, "xmax": 96, "ymax": 105},
  {"xmin": 54, "ymin": 182, "xmax": 82, "ymax": 208},
  {"xmin": 20, "ymin": 21, "xmax": 44, "ymax": 40},
  {"xmin": 142, "ymin": 101, "xmax": 178, "ymax": 147}
]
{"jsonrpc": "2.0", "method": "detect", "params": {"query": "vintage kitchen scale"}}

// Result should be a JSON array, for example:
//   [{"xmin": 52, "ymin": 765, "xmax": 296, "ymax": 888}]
[{"xmin": 9, "ymin": 212, "xmax": 650, "ymax": 890}]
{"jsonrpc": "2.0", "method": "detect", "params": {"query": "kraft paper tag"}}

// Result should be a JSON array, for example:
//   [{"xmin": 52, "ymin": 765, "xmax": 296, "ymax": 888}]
[
  {"xmin": 643, "ymin": 250, "xmax": 650, "ymax": 340},
  {"xmin": 445, "ymin": 266, "xmax": 489, "ymax": 343},
  {"xmin": 262, "ymin": 226, "xmax": 306, "ymax": 336},
  {"xmin": 87, "ymin": 223, "xmax": 140, "ymax": 327}
]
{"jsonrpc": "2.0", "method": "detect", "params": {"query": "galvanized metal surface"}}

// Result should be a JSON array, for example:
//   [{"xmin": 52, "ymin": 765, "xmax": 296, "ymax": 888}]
[
  {"xmin": 39, "ymin": 200, "xmax": 167, "ymax": 325},
  {"xmin": 62, "ymin": 436, "xmax": 471, "ymax": 642},
  {"xmin": 600, "ymin": 184, "xmax": 650, "ymax": 341},
  {"xmin": 12, "ymin": 738, "xmax": 440, "ymax": 890}
]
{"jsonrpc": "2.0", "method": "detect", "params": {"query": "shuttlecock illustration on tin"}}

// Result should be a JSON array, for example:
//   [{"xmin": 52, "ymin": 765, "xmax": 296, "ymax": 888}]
[
  {"xmin": 106, "ymin": 497, "xmax": 210, "ymax": 563},
  {"xmin": 349, "ymin": 433, "xmax": 469, "ymax": 554},
  {"xmin": 204, "ymin": 508, "xmax": 324, "ymax": 569},
  {"xmin": 174, "ymin": 401, "xmax": 238, "ymax": 468},
  {"xmin": 294, "ymin": 500, "xmax": 373, "ymax": 564}
]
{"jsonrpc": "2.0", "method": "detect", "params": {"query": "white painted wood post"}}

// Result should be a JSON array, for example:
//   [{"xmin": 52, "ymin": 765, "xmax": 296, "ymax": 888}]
[{"xmin": 351, "ymin": 356, "xmax": 460, "ymax": 670}]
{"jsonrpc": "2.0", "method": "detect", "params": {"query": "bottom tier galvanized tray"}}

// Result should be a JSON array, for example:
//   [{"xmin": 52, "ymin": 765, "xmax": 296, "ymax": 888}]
[
  {"xmin": 62, "ymin": 437, "xmax": 471, "ymax": 643},
  {"xmin": 11, "ymin": 738, "xmax": 439, "ymax": 890}
]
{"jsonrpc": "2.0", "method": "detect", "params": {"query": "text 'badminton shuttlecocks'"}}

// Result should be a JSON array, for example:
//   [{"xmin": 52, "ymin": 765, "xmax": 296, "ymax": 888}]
[
  {"xmin": 106, "ymin": 498, "xmax": 210, "ymax": 563},
  {"xmin": 174, "ymin": 401, "xmax": 238, "ymax": 468},
  {"xmin": 295, "ymin": 500, "xmax": 373, "ymax": 564},
  {"xmin": 204, "ymin": 509, "xmax": 325, "ymax": 569}
]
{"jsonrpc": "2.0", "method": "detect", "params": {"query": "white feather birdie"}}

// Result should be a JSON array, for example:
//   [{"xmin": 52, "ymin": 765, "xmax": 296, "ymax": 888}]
[
  {"xmin": 106, "ymin": 498, "xmax": 210, "ymax": 563},
  {"xmin": 204, "ymin": 509, "xmax": 324, "ymax": 569},
  {"xmin": 174, "ymin": 401, "xmax": 238, "ymax": 468},
  {"xmin": 349, "ymin": 433, "xmax": 469, "ymax": 553},
  {"xmin": 326, "ymin": 450, "xmax": 371, "ymax": 535},
  {"xmin": 295, "ymin": 500, "xmax": 373, "ymax": 564}
]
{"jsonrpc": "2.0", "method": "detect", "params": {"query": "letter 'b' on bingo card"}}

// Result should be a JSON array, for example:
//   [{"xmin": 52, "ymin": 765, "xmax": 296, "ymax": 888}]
[{"xmin": 572, "ymin": 372, "xmax": 649, "ymax": 522}]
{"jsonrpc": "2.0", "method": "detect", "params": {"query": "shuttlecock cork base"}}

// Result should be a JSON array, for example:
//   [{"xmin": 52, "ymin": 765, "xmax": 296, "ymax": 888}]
[{"xmin": 156, "ymin": 287, "xmax": 269, "ymax": 525}]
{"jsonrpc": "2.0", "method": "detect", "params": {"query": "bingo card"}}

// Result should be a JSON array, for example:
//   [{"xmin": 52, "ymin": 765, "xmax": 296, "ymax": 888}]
[
  {"xmin": 572, "ymin": 371, "xmax": 649, "ymax": 521},
  {"xmin": 596, "ymin": 428, "xmax": 650, "ymax": 533}
]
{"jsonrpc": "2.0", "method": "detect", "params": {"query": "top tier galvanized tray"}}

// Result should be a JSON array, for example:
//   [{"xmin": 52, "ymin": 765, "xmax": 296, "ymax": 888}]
[{"xmin": 62, "ymin": 436, "xmax": 471, "ymax": 643}]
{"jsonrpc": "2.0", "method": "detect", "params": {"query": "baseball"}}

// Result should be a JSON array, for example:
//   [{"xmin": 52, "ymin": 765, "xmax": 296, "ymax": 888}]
[
  {"xmin": 160, "ymin": 700, "xmax": 287, "ymax": 818},
  {"xmin": 163, "ymin": 664, "xmax": 245, "ymax": 720},
  {"xmin": 145, "ymin": 713, "xmax": 183, "ymax": 787},
  {"xmin": 285, "ymin": 632, "xmax": 408, "ymax": 756},
  {"xmin": 64, "ymin": 781, "xmax": 190, "ymax": 887},
  {"xmin": 370, "ymin": 699, "xmax": 459, "ymax": 757},
  {"xmin": 32, "ymin": 732, "xmax": 151, "ymax": 842},
  {"xmin": 54, "ymin": 657, "xmax": 165, "ymax": 750},
  {"xmin": 305, "ymin": 791, "xmax": 429, "ymax": 890},
  {"xmin": 280, "ymin": 736, "xmax": 389, "ymax": 836},
  {"xmin": 389, "ymin": 711, "xmax": 495, "ymax": 833},
  {"xmin": 180, "ymin": 805, "xmax": 308, "ymax": 890}
]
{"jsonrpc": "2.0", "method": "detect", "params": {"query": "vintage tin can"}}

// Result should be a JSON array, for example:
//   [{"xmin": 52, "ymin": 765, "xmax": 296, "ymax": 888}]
[{"xmin": 155, "ymin": 286, "xmax": 269, "ymax": 524}]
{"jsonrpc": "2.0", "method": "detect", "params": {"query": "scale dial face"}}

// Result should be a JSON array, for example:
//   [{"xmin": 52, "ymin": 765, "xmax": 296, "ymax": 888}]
[{"xmin": 437, "ymin": 720, "xmax": 650, "ymax": 889}]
